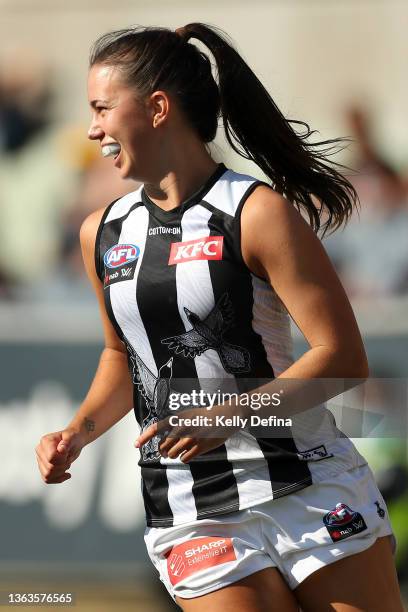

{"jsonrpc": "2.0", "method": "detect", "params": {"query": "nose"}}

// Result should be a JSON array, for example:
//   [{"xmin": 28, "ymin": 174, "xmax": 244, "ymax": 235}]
[{"xmin": 87, "ymin": 117, "xmax": 104, "ymax": 141}]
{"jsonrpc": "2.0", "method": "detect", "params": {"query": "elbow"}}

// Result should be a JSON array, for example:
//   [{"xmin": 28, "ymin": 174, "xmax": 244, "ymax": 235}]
[
  {"xmin": 353, "ymin": 359, "xmax": 369, "ymax": 381},
  {"xmin": 339, "ymin": 346, "xmax": 370, "ymax": 380},
  {"xmin": 353, "ymin": 344, "xmax": 369, "ymax": 378}
]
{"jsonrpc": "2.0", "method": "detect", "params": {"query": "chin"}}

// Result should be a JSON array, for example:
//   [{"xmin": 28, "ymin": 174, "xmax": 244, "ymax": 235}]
[
  {"xmin": 116, "ymin": 157, "xmax": 133, "ymax": 179},
  {"xmin": 117, "ymin": 164, "xmax": 132, "ymax": 180}
]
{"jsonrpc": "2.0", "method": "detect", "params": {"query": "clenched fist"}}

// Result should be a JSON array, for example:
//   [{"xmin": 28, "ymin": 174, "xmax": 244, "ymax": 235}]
[{"xmin": 35, "ymin": 429, "xmax": 85, "ymax": 484}]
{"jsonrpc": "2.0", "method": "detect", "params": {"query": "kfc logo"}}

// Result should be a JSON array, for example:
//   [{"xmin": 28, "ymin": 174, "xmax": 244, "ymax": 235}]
[{"xmin": 168, "ymin": 236, "xmax": 223, "ymax": 265}]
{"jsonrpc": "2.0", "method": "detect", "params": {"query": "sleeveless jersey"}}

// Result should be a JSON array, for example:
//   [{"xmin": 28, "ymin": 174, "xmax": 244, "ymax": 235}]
[{"xmin": 95, "ymin": 164, "xmax": 366, "ymax": 527}]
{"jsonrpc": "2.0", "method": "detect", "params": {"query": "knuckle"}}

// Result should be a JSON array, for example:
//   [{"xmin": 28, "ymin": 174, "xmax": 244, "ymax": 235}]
[{"xmin": 40, "ymin": 434, "xmax": 52, "ymax": 446}]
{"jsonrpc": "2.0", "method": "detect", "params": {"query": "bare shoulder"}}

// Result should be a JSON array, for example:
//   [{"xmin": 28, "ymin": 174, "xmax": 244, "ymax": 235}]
[
  {"xmin": 79, "ymin": 206, "xmax": 110, "ymax": 285},
  {"xmin": 241, "ymin": 184, "xmax": 312, "ymax": 239},
  {"xmin": 79, "ymin": 206, "xmax": 108, "ymax": 250},
  {"xmin": 240, "ymin": 184, "xmax": 320, "ymax": 279}
]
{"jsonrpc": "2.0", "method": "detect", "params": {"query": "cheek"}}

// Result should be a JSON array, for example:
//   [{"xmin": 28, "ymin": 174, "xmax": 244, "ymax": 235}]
[{"xmin": 127, "ymin": 124, "xmax": 155, "ymax": 155}]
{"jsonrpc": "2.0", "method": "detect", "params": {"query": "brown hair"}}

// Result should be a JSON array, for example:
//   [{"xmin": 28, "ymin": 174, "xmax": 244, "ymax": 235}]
[{"xmin": 90, "ymin": 23, "xmax": 359, "ymax": 236}]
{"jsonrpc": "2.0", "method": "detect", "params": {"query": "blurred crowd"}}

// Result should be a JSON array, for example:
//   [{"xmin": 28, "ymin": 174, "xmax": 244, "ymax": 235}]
[
  {"xmin": 0, "ymin": 50, "xmax": 138, "ymax": 303},
  {"xmin": 324, "ymin": 105, "xmax": 408, "ymax": 298},
  {"xmin": 1, "ymin": 51, "xmax": 408, "ymax": 303}
]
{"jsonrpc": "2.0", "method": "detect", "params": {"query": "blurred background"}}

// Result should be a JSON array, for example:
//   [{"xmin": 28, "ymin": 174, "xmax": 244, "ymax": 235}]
[{"xmin": 1, "ymin": 0, "xmax": 408, "ymax": 610}]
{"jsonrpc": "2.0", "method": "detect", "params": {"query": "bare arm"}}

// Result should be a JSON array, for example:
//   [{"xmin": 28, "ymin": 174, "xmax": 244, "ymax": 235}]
[
  {"xmin": 36, "ymin": 207, "xmax": 134, "ymax": 483},
  {"xmin": 66, "ymin": 207, "xmax": 134, "ymax": 445},
  {"xmin": 240, "ymin": 185, "xmax": 369, "ymax": 379}
]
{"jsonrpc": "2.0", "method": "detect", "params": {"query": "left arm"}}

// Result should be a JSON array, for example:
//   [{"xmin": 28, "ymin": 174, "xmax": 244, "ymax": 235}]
[{"xmin": 240, "ymin": 185, "xmax": 368, "ymax": 379}]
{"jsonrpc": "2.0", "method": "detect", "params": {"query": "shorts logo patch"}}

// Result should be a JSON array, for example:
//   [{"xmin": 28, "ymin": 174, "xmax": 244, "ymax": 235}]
[
  {"xmin": 323, "ymin": 503, "xmax": 367, "ymax": 542},
  {"xmin": 297, "ymin": 444, "xmax": 334, "ymax": 462},
  {"xmin": 375, "ymin": 501, "xmax": 385, "ymax": 519},
  {"xmin": 168, "ymin": 236, "xmax": 223, "ymax": 265},
  {"xmin": 104, "ymin": 244, "xmax": 140, "ymax": 269},
  {"xmin": 166, "ymin": 537, "xmax": 236, "ymax": 586}
]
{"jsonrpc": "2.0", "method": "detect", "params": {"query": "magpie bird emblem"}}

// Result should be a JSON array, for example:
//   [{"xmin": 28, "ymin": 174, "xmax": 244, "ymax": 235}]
[
  {"xmin": 161, "ymin": 293, "xmax": 251, "ymax": 373},
  {"xmin": 124, "ymin": 337, "xmax": 173, "ymax": 462}
]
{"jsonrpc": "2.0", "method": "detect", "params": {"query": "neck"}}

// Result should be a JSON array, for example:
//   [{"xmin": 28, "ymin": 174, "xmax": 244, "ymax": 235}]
[{"xmin": 143, "ymin": 138, "xmax": 219, "ymax": 211}]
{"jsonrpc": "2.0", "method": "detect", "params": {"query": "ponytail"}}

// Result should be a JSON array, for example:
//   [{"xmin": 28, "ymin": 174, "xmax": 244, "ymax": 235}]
[
  {"xmin": 177, "ymin": 23, "xmax": 358, "ymax": 237},
  {"xmin": 90, "ymin": 23, "xmax": 358, "ymax": 236}
]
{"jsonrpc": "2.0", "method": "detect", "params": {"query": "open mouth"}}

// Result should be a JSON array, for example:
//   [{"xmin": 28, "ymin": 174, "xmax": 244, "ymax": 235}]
[{"xmin": 101, "ymin": 143, "xmax": 121, "ymax": 160}]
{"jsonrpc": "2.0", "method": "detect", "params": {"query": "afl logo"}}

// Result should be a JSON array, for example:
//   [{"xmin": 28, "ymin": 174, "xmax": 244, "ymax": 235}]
[
  {"xmin": 104, "ymin": 244, "xmax": 140, "ymax": 269},
  {"xmin": 324, "ymin": 503, "xmax": 356, "ymax": 526}
]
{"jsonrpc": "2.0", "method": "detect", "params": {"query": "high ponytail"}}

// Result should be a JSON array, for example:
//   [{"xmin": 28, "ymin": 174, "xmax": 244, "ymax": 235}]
[
  {"xmin": 90, "ymin": 23, "xmax": 358, "ymax": 237},
  {"xmin": 177, "ymin": 23, "xmax": 358, "ymax": 237}
]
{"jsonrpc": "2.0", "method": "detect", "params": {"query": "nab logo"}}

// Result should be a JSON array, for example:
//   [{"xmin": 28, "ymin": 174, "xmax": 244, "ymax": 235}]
[
  {"xmin": 323, "ymin": 502, "xmax": 367, "ymax": 542},
  {"xmin": 168, "ymin": 236, "xmax": 223, "ymax": 265},
  {"xmin": 104, "ymin": 244, "xmax": 140, "ymax": 269}
]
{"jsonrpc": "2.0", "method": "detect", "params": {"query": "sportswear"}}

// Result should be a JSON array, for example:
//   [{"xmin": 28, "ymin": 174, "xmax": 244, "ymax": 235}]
[
  {"xmin": 145, "ymin": 463, "xmax": 395, "ymax": 600},
  {"xmin": 95, "ymin": 163, "xmax": 367, "ymax": 527}
]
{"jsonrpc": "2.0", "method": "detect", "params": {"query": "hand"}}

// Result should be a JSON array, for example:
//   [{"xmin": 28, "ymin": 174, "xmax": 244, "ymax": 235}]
[
  {"xmin": 136, "ymin": 424, "xmax": 227, "ymax": 463},
  {"xmin": 35, "ymin": 428, "xmax": 85, "ymax": 484},
  {"xmin": 134, "ymin": 406, "xmax": 239, "ymax": 463}
]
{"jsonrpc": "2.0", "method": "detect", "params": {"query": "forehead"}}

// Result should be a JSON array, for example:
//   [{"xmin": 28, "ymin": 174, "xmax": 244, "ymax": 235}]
[{"xmin": 88, "ymin": 64, "xmax": 124, "ymax": 98}]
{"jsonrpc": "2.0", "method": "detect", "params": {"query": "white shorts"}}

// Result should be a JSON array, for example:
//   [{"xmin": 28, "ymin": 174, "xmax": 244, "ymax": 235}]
[{"xmin": 144, "ymin": 463, "xmax": 395, "ymax": 601}]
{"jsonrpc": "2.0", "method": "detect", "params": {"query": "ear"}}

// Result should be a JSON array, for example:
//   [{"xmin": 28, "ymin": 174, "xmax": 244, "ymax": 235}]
[{"xmin": 149, "ymin": 90, "xmax": 170, "ymax": 128}]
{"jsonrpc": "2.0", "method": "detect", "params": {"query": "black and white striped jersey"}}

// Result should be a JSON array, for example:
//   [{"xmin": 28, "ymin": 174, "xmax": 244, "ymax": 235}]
[{"xmin": 95, "ymin": 164, "xmax": 366, "ymax": 527}]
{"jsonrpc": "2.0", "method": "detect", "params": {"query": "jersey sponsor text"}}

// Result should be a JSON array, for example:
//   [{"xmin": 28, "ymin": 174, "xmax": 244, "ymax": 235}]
[
  {"xmin": 148, "ymin": 226, "xmax": 181, "ymax": 236},
  {"xmin": 167, "ymin": 537, "xmax": 236, "ymax": 585},
  {"xmin": 168, "ymin": 236, "xmax": 223, "ymax": 265}
]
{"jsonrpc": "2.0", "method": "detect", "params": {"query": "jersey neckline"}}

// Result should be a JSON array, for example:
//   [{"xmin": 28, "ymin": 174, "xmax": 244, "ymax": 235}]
[{"xmin": 141, "ymin": 163, "xmax": 227, "ymax": 221}]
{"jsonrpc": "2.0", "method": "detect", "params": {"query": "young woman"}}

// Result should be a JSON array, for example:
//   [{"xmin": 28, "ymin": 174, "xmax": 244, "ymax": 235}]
[{"xmin": 35, "ymin": 24, "xmax": 403, "ymax": 611}]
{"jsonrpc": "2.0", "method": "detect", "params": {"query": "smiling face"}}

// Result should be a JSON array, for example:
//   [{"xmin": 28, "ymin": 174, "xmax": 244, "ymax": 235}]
[{"xmin": 87, "ymin": 64, "xmax": 159, "ymax": 181}]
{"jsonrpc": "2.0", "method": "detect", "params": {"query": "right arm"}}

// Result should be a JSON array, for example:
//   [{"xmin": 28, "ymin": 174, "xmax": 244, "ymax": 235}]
[{"xmin": 35, "ymin": 207, "xmax": 134, "ymax": 484}]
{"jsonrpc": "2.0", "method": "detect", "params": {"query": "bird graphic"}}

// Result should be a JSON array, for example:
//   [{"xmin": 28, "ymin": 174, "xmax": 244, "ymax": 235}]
[
  {"xmin": 124, "ymin": 336, "xmax": 173, "ymax": 462},
  {"xmin": 161, "ymin": 293, "xmax": 251, "ymax": 374}
]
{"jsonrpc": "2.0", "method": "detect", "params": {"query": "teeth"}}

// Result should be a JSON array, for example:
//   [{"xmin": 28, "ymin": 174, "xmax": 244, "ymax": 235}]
[{"xmin": 102, "ymin": 144, "xmax": 121, "ymax": 158}]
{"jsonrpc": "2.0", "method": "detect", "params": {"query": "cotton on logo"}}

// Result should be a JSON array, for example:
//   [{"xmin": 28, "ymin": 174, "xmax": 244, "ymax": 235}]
[
  {"xmin": 168, "ymin": 553, "xmax": 185, "ymax": 578},
  {"xmin": 166, "ymin": 536, "xmax": 236, "ymax": 586},
  {"xmin": 104, "ymin": 244, "xmax": 140, "ymax": 269},
  {"xmin": 168, "ymin": 236, "xmax": 223, "ymax": 265}
]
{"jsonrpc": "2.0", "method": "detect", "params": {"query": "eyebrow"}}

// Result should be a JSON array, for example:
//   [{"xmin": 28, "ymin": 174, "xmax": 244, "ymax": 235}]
[{"xmin": 89, "ymin": 99, "xmax": 109, "ymax": 109}]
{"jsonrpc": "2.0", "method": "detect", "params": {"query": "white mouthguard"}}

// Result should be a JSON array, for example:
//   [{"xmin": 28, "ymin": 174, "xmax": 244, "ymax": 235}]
[{"xmin": 102, "ymin": 143, "xmax": 121, "ymax": 158}]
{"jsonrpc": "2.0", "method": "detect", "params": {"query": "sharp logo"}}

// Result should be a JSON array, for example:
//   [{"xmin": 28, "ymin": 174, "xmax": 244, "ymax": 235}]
[
  {"xmin": 168, "ymin": 236, "xmax": 223, "ymax": 265},
  {"xmin": 104, "ymin": 244, "xmax": 140, "ymax": 269},
  {"xmin": 166, "ymin": 536, "xmax": 236, "ymax": 586},
  {"xmin": 185, "ymin": 539, "xmax": 227, "ymax": 558},
  {"xmin": 168, "ymin": 553, "xmax": 185, "ymax": 578}
]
